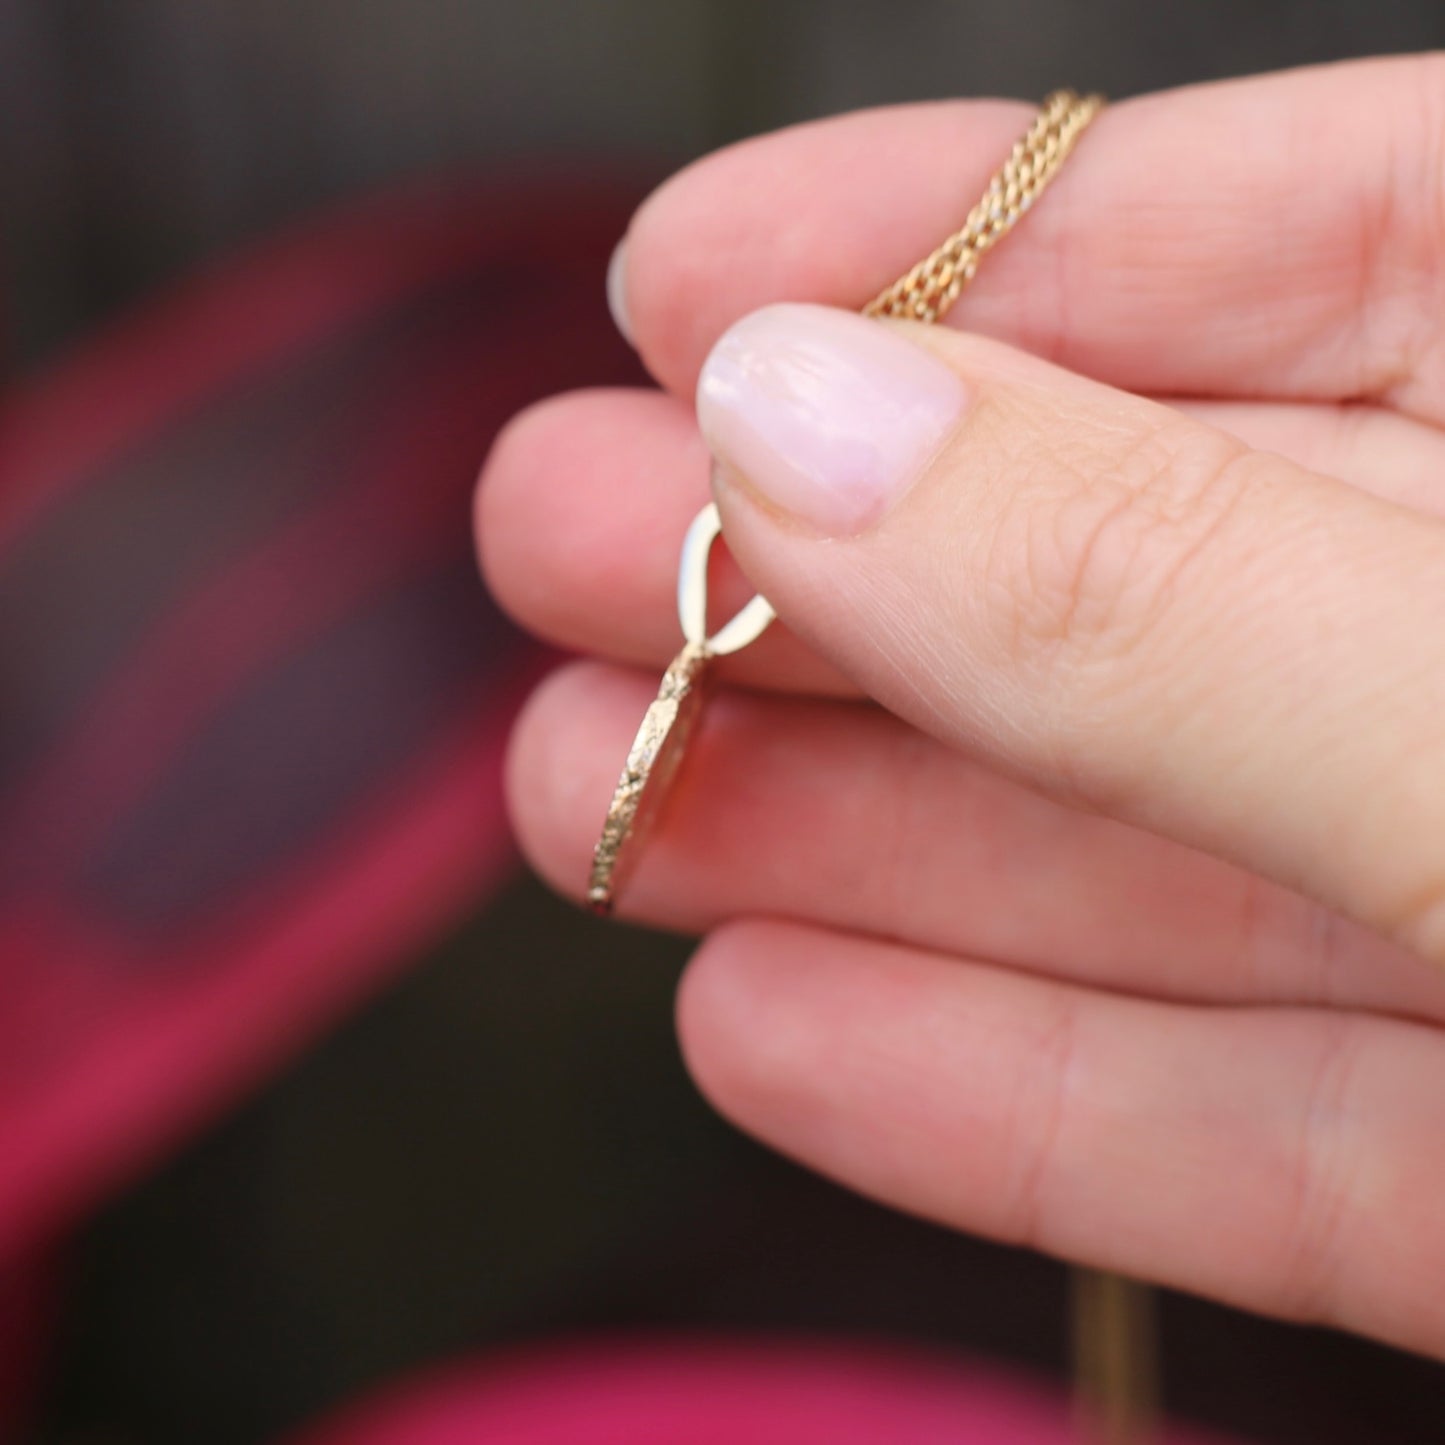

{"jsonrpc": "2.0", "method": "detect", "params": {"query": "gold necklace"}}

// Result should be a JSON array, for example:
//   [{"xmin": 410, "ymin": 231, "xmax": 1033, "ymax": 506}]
[
  {"xmin": 588, "ymin": 88, "xmax": 1102, "ymax": 916},
  {"xmin": 588, "ymin": 90, "xmax": 1153, "ymax": 1445}
]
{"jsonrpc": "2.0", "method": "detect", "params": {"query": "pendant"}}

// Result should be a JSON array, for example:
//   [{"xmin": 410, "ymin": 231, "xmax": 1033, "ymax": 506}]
[{"xmin": 587, "ymin": 497, "xmax": 775, "ymax": 914}]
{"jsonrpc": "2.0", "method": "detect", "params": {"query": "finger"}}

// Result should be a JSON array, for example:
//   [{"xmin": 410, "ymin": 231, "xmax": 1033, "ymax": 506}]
[
  {"xmin": 678, "ymin": 919, "xmax": 1445, "ymax": 1358},
  {"xmin": 478, "ymin": 385, "xmax": 1445, "ymax": 687},
  {"xmin": 1181, "ymin": 399, "xmax": 1445, "ymax": 517},
  {"xmin": 698, "ymin": 305, "xmax": 1445, "ymax": 963},
  {"xmin": 621, "ymin": 54, "xmax": 1445, "ymax": 421},
  {"xmin": 477, "ymin": 388, "xmax": 854, "ymax": 695},
  {"xmin": 510, "ymin": 660, "xmax": 1445, "ymax": 1022}
]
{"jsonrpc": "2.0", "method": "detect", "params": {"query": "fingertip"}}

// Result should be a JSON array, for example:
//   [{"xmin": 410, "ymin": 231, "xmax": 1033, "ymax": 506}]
[
  {"xmin": 676, "ymin": 919, "xmax": 801, "ymax": 1121},
  {"xmin": 475, "ymin": 392, "xmax": 572, "ymax": 628},
  {"xmin": 676, "ymin": 919, "xmax": 863, "ymax": 1139},
  {"xmin": 504, "ymin": 661, "xmax": 621, "ymax": 900},
  {"xmin": 624, "ymin": 157, "xmax": 731, "ymax": 392},
  {"xmin": 476, "ymin": 387, "xmax": 692, "ymax": 647}
]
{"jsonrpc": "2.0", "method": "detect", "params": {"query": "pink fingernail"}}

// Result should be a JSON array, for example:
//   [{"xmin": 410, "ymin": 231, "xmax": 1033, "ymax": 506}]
[
  {"xmin": 695, "ymin": 302, "xmax": 965, "ymax": 534},
  {"xmin": 606, "ymin": 237, "xmax": 634, "ymax": 347}
]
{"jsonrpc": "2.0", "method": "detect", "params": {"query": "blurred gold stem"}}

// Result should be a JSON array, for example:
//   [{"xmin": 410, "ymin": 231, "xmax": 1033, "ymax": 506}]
[{"xmin": 1071, "ymin": 1268, "xmax": 1158, "ymax": 1444}]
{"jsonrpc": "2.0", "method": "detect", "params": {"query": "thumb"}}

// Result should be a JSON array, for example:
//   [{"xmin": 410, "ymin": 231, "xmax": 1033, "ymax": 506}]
[{"xmin": 696, "ymin": 303, "xmax": 1445, "ymax": 963}]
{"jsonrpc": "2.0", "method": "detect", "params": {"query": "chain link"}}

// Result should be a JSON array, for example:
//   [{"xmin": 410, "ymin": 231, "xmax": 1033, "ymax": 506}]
[{"xmin": 864, "ymin": 89, "xmax": 1103, "ymax": 325}]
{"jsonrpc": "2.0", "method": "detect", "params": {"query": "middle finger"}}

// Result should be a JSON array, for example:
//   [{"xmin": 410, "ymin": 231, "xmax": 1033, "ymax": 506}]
[
  {"xmin": 509, "ymin": 658, "xmax": 1445, "ymax": 1024},
  {"xmin": 479, "ymin": 385, "xmax": 1445, "ymax": 689}
]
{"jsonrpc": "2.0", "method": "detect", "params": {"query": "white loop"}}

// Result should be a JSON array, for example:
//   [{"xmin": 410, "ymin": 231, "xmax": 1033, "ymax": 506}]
[
  {"xmin": 675, "ymin": 500, "xmax": 776, "ymax": 657},
  {"xmin": 676, "ymin": 503, "xmax": 720, "ymax": 646}
]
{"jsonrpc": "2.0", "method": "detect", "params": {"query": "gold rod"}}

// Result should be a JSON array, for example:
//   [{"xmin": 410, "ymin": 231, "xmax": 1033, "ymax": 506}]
[{"xmin": 1071, "ymin": 1268, "xmax": 1159, "ymax": 1444}]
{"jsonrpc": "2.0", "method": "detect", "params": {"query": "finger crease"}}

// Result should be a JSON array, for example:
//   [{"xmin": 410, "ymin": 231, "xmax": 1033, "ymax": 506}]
[
  {"xmin": 1010, "ymin": 991, "xmax": 1082, "ymax": 1255},
  {"xmin": 1281, "ymin": 1016, "xmax": 1363, "ymax": 1327}
]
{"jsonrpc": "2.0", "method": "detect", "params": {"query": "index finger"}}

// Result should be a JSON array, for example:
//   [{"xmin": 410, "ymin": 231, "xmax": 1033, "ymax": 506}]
[{"xmin": 619, "ymin": 54, "xmax": 1445, "ymax": 422}]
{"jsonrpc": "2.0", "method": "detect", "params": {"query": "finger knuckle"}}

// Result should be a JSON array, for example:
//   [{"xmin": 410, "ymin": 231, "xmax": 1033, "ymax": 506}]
[
  {"xmin": 1357, "ymin": 53, "xmax": 1445, "ymax": 398},
  {"xmin": 1277, "ymin": 1019, "xmax": 1364, "ymax": 1328},
  {"xmin": 1005, "ymin": 992, "xmax": 1081, "ymax": 1254},
  {"xmin": 983, "ymin": 415, "xmax": 1255, "ymax": 690},
  {"xmin": 1379, "ymin": 868, "xmax": 1445, "ymax": 970}
]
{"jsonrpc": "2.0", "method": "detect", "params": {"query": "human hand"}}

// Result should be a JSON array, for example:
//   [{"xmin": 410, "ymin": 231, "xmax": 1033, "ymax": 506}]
[{"xmin": 478, "ymin": 56, "xmax": 1445, "ymax": 1360}]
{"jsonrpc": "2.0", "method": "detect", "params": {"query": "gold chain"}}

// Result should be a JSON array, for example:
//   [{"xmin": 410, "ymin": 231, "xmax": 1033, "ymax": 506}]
[
  {"xmin": 588, "ymin": 92, "xmax": 1105, "ymax": 918},
  {"xmin": 600, "ymin": 126, "xmax": 1153, "ymax": 1445},
  {"xmin": 866, "ymin": 90, "xmax": 1155, "ymax": 1445},
  {"xmin": 864, "ymin": 88, "xmax": 1103, "ymax": 324}
]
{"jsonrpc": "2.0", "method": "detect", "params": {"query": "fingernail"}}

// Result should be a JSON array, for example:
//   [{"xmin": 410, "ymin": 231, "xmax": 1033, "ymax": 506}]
[
  {"xmin": 695, "ymin": 302, "xmax": 965, "ymax": 534},
  {"xmin": 606, "ymin": 237, "xmax": 634, "ymax": 347}
]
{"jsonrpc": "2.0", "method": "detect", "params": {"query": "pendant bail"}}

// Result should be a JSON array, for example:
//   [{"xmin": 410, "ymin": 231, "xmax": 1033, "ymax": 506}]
[{"xmin": 676, "ymin": 492, "xmax": 776, "ymax": 657}]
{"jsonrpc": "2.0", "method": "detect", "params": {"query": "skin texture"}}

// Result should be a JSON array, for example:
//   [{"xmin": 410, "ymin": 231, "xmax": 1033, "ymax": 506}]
[{"xmin": 477, "ymin": 56, "xmax": 1445, "ymax": 1360}]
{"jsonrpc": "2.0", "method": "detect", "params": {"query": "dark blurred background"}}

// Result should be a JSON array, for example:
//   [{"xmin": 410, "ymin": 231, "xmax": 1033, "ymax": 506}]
[
  {"xmin": 2, "ymin": 3, "xmax": 1444, "ymax": 1444},
  {"xmin": 9, "ymin": 0, "xmax": 1445, "ymax": 366}
]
